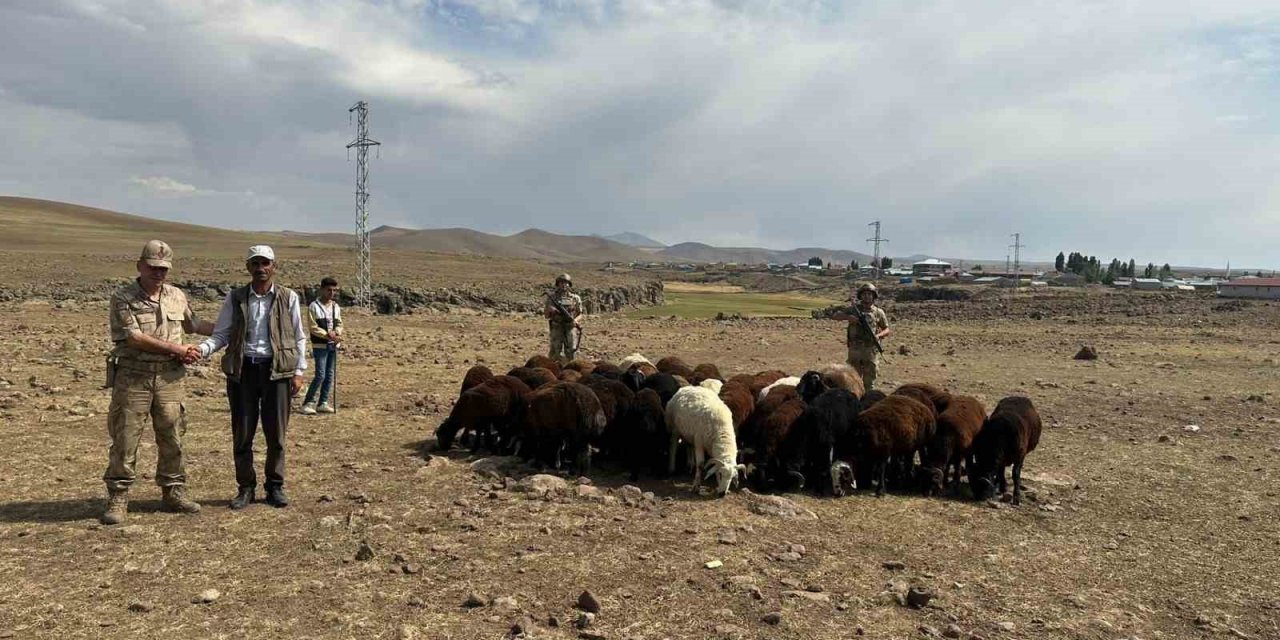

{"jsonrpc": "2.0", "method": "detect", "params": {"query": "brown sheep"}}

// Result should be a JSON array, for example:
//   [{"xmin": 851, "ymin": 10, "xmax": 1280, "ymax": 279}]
[
  {"xmin": 820, "ymin": 364, "xmax": 865, "ymax": 399},
  {"xmin": 718, "ymin": 380, "xmax": 755, "ymax": 432},
  {"xmin": 656, "ymin": 356, "xmax": 694, "ymax": 379},
  {"xmin": 436, "ymin": 375, "xmax": 532, "ymax": 453},
  {"xmin": 893, "ymin": 383, "xmax": 951, "ymax": 415},
  {"xmin": 739, "ymin": 384, "xmax": 800, "ymax": 453},
  {"xmin": 727, "ymin": 373, "xmax": 756, "ymax": 390},
  {"xmin": 970, "ymin": 396, "xmax": 1042, "ymax": 505},
  {"xmin": 630, "ymin": 362, "xmax": 659, "ymax": 378},
  {"xmin": 521, "ymin": 382, "xmax": 608, "ymax": 473},
  {"xmin": 845, "ymin": 395, "xmax": 936, "ymax": 496},
  {"xmin": 592, "ymin": 361, "xmax": 622, "ymax": 379},
  {"xmin": 562, "ymin": 358, "xmax": 596, "ymax": 376},
  {"xmin": 688, "ymin": 363, "xmax": 725, "ymax": 386},
  {"xmin": 524, "ymin": 355, "xmax": 562, "ymax": 375},
  {"xmin": 459, "ymin": 364, "xmax": 494, "ymax": 396},
  {"xmin": 507, "ymin": 366, "xmax": 558, "ymax": 391},
  {"xmin": 862, "ymin": 389, "xmax": 888, "ymax": 408},
  {"xmin": 558, "ymin": 370, "xmax": 583, "ymax": 383},
  {"xmin": 749, "ymin": 370, "xmax": 789, "ymax": 396},
  {"xmin": 922, "ymin": 395, "xmax": 987, "ymax": 496},
  {"xmin": 749, "ymin": 397, "xmax": 807, "ymax": 490}
]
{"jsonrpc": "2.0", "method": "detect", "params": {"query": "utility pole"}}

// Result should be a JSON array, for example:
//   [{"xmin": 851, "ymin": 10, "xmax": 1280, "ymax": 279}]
[
  {"xmin": 866, "ymin": 221, "xmax": 888, "ymax": 279},
  {"xmin": 347, "ymin": 101, "xmax": 381, "ymax": 308},
  {"xmin": 1009, "ymin": 233, "xmax": 1025, "ymax": 285}
]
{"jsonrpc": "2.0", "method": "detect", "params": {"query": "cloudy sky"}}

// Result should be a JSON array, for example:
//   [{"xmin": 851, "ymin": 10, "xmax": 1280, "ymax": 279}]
[{"xmin": 2, "ymin": 1, "xmax": 1278, "ymax": 266}]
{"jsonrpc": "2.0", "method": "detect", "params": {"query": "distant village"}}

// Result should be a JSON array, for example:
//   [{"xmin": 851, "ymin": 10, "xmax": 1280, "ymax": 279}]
[{"xmin": 620, "ymin": 257, "xmax": 1280, "ymax": 300}]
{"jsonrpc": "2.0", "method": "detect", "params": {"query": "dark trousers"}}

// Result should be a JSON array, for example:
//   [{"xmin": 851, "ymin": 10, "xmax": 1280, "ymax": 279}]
[{"xmin": 227, "ymin": 359, "xmax": 290, "ymax": 489}]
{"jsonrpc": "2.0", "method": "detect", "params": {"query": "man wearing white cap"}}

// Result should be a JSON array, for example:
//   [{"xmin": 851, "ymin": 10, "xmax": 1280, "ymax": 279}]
[{"xmin": 197, "ymin": 245, "xmax": 307, "ymax": 509}]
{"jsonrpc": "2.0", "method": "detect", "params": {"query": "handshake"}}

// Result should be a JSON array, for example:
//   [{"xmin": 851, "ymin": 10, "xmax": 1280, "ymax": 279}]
[{"xmin": 177, "ymin": 344, "xmax": 204, "ymax": 365}]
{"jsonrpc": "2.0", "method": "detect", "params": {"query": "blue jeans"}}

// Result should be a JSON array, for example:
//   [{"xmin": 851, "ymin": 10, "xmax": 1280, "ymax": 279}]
[{"xmin": 303, "ymin": 345, "xmax": 337, "ymax": 406}]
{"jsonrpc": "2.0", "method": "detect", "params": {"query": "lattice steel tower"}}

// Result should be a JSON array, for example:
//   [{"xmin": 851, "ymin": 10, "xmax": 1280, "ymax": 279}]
[
  {"xmin": 347, "ymin": 101, "xmax": 380, "ymax": 307},
  {"xmin": 867, "ymin": 221, "xmax": 888, "ymax": 278}
]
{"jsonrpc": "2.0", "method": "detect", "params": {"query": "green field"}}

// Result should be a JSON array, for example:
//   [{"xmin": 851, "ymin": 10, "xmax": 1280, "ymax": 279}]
[{"xmin": 628, "ymin": 288, "xmax": 836, "ymax": 319}]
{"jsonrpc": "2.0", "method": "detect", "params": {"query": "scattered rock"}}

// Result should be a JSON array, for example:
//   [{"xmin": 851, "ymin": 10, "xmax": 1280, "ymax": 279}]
[
  {"xmin": 1073, "ymin": 345, "xmax": 1098, "ymax": 360},
  {"xmin": 943, "ymin": 624, "xmax": 963, "ymax": 638},
  {"xmin": 191, "ymin": 589, "xmax": 220, "ymax": 604},
  {"xmin": 744, "ymin": 491, "xmax": 817, "ymax": 520},
  {"xmin": 782, "ymin": 590, "xmax": 830, "ymax": 603},
  {"xmin": 407, "ymin": 595, "xmax": 426, "ymax": 608},
  {"xmin": 1183, "ymin": 424, "xmax": 1202, "ymax": 433},
  {"xmin": 579, "ymin": 631, "xmax": 606, "ymax": 640},
  {"xmin": 396, "ymin": 624, "xmax": 421, "ymax": 640},
  {"xmin": 469, "ymin": 456, "xmax": 525, "ymax": 476},
  {"xmin": 774, "ymin": 551, "xmax": 803, "ymax": 562},
  {"xmin": 401, "ymin": 563, "xmax": 421, "ymax": 575},
  {"xmin": 994, "ymin": 621, "xmax": 1016, "ymax": 632},
  {"xmin": 515, "ymin": 474, "xmax": 569, "ymax": 496},
  {"xmin": 577, "ymin": 590, "xmax": 602, "ymax": 614},
  {"xmin": 762, "ymin": 611, "xmax": 783, "ymax": 625},
  {"xmin": 355, "ymin": 541, "xmax": 375, "ymax": 561},
  {"xmin": 463, "ymin": 592, "xmax": 486, "ymax": 608},
  {"xmin": 906, "ymin": 587, "xmax": 934, "ymax": 609},
  {"xmin": 127, "ymin": 601, "xmax": 153, "ymax": 613},
  {"xmin": 575, "ymin": 484, "xmax": 605, "ymax": 501},
  {"xmin": 918, "ymin": 624, "xmax": 941, "ymax": 637},
  {"xmin": 705, "ymin": 560, "xmax": 724, "ymax": 569},
  {"xmin": 717, "ymin": 531, "xmax": 738, "ymax": 545},
  {"xmin": 882, "ymin": 560, "xmax": 906, "ymax": 571},
  {"xmin": 898, "ymin": 344, "xmax": 912, "ymax": 356},
  {"xmin": 490, "ymin": 595, "xmax": 518, "ymax": 612},
  {"xmin": 575, "ymin": 612, "xmax": 596, "ymax": 629}
]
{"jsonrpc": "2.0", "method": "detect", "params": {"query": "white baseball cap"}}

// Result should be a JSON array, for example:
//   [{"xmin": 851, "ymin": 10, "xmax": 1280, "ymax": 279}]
[{"xmin": 246, "ymin": 245, "xmax": 275, "ymax": 262}]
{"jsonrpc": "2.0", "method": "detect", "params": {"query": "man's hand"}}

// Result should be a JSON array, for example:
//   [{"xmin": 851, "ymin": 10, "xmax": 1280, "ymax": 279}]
[
  {"xmin": 328, "ymin": 331, "xmax": 343, "ymax": 344},
  {"xmin": 180, "ymin": 345, "xmax": 202, "ymax": 365},
  {"xmin": 290, "ymin": 375, "xmax": 304, "ymax": 397}
]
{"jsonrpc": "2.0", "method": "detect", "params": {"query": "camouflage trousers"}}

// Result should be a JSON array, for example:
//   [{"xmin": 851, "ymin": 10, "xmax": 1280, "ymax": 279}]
[
  {"xmin": 847, "ymin": 347, "xmax": 880, "ymax": 395},
  {"xmin": 103, "ymin": 362, "xmax": 188, "ymax": 491},
  {"xmin": 548, "ymin": 322, "xmax": 578, "ymax": 363}
]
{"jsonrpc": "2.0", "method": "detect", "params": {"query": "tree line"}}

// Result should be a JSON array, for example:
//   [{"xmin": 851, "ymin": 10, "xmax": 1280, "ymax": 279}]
[{"xmin": 1054, "ymin": 252, "xmax": 1174, "ymax": 284}]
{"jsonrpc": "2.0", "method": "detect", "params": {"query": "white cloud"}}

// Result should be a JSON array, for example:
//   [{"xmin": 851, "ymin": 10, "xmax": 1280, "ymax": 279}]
[{"xmin": 129, "ymin": 175, "xmax": 201, "ymax": 195}]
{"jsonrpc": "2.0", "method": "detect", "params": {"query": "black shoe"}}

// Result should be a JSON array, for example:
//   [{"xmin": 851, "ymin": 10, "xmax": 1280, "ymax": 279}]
[
  {"xmin": 264, "ymin": 486, "xmax": 289, "ymax": 508},
  {"xmin": 229, "ymin": 487, "xmax": 255, "ymax": 510}
]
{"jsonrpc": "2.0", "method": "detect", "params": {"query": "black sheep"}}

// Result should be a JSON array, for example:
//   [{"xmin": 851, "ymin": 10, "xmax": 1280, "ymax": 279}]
[
  {"xmin": 970, "ymin": 396, "xmax": 1042, "ymax": 505},
  {"xmin": 779, "ymin": 388, "xmax": 862, "ymax": 495},
  {"xmin": 614, "ymin": 388, "xmax": 668, "ymax": 481},
  {"xmin": 436, "ymin": 375, "xmax": 531, "ymax": 453},
  {"xmin": 521, "ymin": 381, "xmax": 608, "ymax": 474},
  {"xmin": 640, "ymin": 372, "xmax": 681, "ymax": 407}
]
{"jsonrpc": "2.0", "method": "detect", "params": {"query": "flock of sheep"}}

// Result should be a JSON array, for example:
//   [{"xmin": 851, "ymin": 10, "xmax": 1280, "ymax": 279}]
[{"xmin": 434, "ymin": 353, "xmax": 1042, "ymax": 503}]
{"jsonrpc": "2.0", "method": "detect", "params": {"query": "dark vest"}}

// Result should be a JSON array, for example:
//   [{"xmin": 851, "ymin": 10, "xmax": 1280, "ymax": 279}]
[{"xmin": 220, "ymin": 284, "xmax": 302, "ymax": 382}]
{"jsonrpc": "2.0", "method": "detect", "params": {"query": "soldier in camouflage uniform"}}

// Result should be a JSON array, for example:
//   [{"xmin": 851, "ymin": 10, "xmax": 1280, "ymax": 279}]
[
  {"xmin": 101, "ymin": 240, "xmax": 213, "ymax": 525},
  {"xmin": 544, "ymin": 273, "xmax": 583, "ymax": 363},
  {"xmin": 833, "ymin": 283, "xmax": 891, "ymax": 393}
]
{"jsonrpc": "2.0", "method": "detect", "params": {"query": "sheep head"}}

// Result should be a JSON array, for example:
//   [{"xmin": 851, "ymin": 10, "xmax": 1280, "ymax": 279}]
[
  {"xmin": 796, "ymin": 370, "xmax": 825, "ymax": 403},
  {"xmin": 703, "ymin": 459, "xmax": 742, "ymax": 497}
]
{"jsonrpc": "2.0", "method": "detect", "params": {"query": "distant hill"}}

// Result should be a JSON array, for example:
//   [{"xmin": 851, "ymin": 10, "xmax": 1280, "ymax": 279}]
[
  {"xmin": 598, "ymin": 232, "xmax": 666, "ymax": 249},
  {"xmin": 657, "ymin": 242, "xmax": 877, "ymax": 267}
]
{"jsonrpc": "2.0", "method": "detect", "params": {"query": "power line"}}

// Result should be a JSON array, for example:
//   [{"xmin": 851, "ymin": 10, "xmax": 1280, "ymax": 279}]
[
  {"xmin": 347, "ymin": 100, "xmax": 381, "ymax": 308},
  {"xmin": 1009, "ymin": 233, "xmax": 1025, "ymax": 285}
]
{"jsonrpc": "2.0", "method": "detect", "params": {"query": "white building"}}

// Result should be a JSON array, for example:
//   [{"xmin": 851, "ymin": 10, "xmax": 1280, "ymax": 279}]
[
  {"xmin": 1218, "ymin": 278, "xmax": 1280, "ymax": 299},
  {"xmin": 911, "ymin": 258, "xmax": 952, "ymax": 276}
]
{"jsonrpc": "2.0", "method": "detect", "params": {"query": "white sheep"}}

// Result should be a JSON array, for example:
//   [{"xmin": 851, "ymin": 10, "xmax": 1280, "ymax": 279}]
[
  {"xmin": 758, "ymin": 376, "xmax": 801, "ymax": 403},
  {"xmin": 698, "ymin": 378, "xmax": 723, "ymax": 394},
  {"xmin": 664, "ymin": 386, "xmax": 744, "ymax": 496},
  {"xmin": 619, "ymin": 353, "xmax": 652, "ymax": 369}
]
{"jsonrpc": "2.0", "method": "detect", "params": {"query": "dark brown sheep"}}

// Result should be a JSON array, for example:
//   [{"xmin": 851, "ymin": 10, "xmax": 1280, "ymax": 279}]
[
  {"xmin": 614, "ymin": 388, "xmax": 667, "ymax": 481},
  {"xmin": 521, "ymin": 382, "xmax": 608, "ymax": 473},
  {"xmin": 591, "ymin": 361, "xmax": 622, "ymax": 379},
  {"xmin": 688, "ymin": 363, "xmax": 725, "ymax": 386},
  {"xmin": 558, "ymin": 369, "xmax": 583, "ymax": 383},
  {"xmin": 862, "ymin": 389, "xmax": 888, "ymax": 408},
  {"xmin": 507, "ymin": 366, "xmax": 558, "ymax": 391},
  {"xmin": 738, "ymin": 384, "xmax": 800, "ymax": 459},
  {"xmin": 922, "ymin": 395, "xmax": 987, "ymax": 496},
  {"xmin": 436, "ymin": 375, "xmax": 532, "ymax": 453},
  {"xmin": 459, "ymin": 364, "xmax": 494, "ymax": 396},
  {"xmin": 970, "ymin": 396, "xmax": 1041, "ymax": 505},
  {"xmin": 656, "ymin": 356, "xmax": 694, "ymax": 379},
  {"xmin": 749, "ymin": 370, "xmax": 789, "ymax": 397},
  {"xmin": 524, "ymin": 355, "xmax": 562, "ymax": 375},
  {"xmin": 845, "ymin": 395, "xmax": 936, "ymax": 496},
  {"xmin": 718, "ymin": 380, "xmax": 755, "ymax": 431},
  {"xmin": 630, "ymin": 362, "xmax": 659, "ymax": 378},
  {"xmin": 749, "ymin": 397, "xmax": 807, "ymax": 491},
  {"xmin": 893, "ymin": 383, "xmax": 951, "ymax": 415}
]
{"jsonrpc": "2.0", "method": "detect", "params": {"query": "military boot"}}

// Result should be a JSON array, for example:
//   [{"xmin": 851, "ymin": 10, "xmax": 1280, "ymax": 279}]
[
  {"xmin": 161, "ymin": 485, "xmax": 202, "ymax": 514},
  {"xmin": 101, "ymin": 489, "xmax": 128, "ymax": 525}
]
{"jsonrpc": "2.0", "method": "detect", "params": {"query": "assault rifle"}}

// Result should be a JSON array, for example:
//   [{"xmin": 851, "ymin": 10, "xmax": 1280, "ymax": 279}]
[
  {"xmin": 851, "ymin": 306, "xmax": 883, "ymax": 354},
  {"xmin": 547, "ymin": 293, "xmax": 584, "ymax": 351}
]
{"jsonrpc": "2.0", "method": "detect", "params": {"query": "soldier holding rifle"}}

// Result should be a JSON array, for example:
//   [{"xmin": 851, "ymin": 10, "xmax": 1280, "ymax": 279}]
[
  {"xmin": 831, "ymin": 283, "xmax": 892, "ymax": 393},
  {"xmin": 544, "ymin": 273, "xmax": 583, "ymax": 363}
]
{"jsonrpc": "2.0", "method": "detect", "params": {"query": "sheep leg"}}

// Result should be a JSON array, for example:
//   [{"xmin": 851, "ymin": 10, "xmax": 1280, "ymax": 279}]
[
  {"xmin": 691, "ymin": 447, "xmax": 704, "ymax": 492},
  {"xmin": 875, "ymin": 458, "xmax": 887, "ymax": 498},
  {"xmin": 997, "ymin": 465, "xmax": 1008, "ymax": 496},
  {"xmin": 1011, "ymin": 459, "xmax": 1024, "ymax": 506},
  {"xmin": 667, "ymin": 433, "xmax": 680, "ymax": 476}
]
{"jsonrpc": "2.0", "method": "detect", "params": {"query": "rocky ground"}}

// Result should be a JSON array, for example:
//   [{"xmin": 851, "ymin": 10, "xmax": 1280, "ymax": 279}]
[{"xmin": 0, "ymin": 289, "xmax": 1278, "ymax": 640}]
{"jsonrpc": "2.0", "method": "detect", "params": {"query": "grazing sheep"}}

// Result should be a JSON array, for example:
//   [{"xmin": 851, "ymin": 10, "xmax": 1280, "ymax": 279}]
[
  {"xmin": 820, "ymin": 364, "xmax": 865, "ymax": 399},
  {"xmin": 893, "ymin": 382, "xmax": 951, "ymax": 415},
  {"xmin": 781, "ymin": 388, "xmax": 862, "ymax": 495},
  {"xmin": 689, "ymin": 363, "xmax": 725, "ymax": 386},
  {"xmin": 507, "ymin": 366, "xmax": 558, "ymax": 391},
  {"xmin": 748, "ymin": 370, "xmax": 789, "ymax": 397},
  {"xmin": 845, "ymin": 395, "xmax": 937, "ymax": 496},
  {"xmin": 921, "ymin": 395, "xmax": 987, "ymax": 496},
  {"xmin": 718, "ymin": 380, "xmax": 755, "ymax": 432},
  {"xmin": 562, "ymin": 358, "xmax": 596, "ymax": 376},
  {"xmin": 620, "ymin": 367, "xmax": 647, "ymax": 393},
  {"xmin": 748, "ymin": 396, "xmax": 807, "ymax": 491},
  {"xmin": 558, "ymin": 369, "xmax": 583, "ymax": 383},
  {"xmin": 740, "ymin": 384, "xmax": 801, "ymax": 452},
  {"xmin": 664, "ymin": 386, "xmax": 745, "ymax": 496},
  {"xmin": 640, "ymin": 372, "xmax": 682, "ymax": 407},
  {"xmin": 615, "ymin": 388, "xmax": 668, "ymax": 481},
  {"xmin": 970, "ymin": 396, "xmax": 1042, "ymax": 505},
  {"xmin": 524, "ymin": 355, "xmax": 562, "ymax": 375},
  {"xmin": 583, "ymin": 376, "xmax": 636, "ymax": 429},
  {"xmin": 459, "ymin": 364, "xmax": 494, "ymax": 396},
  {"xmin": 758, "ymin": 376, "xmax": 801, "ymax": 403},
  {"xmin": 727, "ymin": 373, "xmax": 757, "ymax": 390},
  {"xmin": 656, "ymin": 356, "xmax": 695, "ymax": 379},
  {"xmin": 632, "ymin": 362, "xmax": 659, "ymax": 377},
  {"xmin": 699, "ymin": 378, "xmax": 724, "ymax": 394},
  {"xmin": 521, "ymin": 382, "xmax": 608, "ymax": 473},
  {"xmin": 619, "ymin": 353, "xmax": 651, "ymax": 370},
  {"xmin": 436, "ymin": 375, "xmax": 532, "ymax": 453}
]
